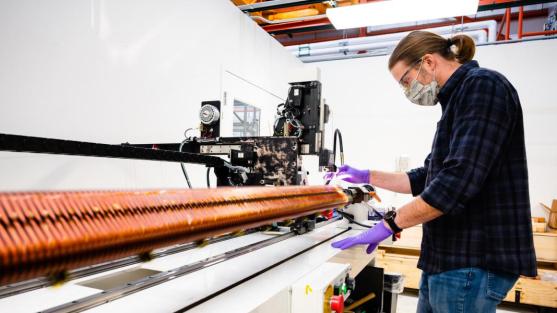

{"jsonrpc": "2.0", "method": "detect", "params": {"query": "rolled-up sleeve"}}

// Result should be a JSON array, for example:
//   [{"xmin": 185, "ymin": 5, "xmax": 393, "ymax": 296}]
[
  {"xmin": 407, "ymin": 154, "xmax": 431, "ymax": 196},
  {"xmin": 420, "ymin": 77, "xmax": 515, "ymax": 214}
]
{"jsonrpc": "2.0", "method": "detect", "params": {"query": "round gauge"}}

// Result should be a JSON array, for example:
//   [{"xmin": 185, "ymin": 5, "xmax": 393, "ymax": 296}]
[{"xmin": 199, "ymin": 104, "xmax": 220, "ymax": 125}]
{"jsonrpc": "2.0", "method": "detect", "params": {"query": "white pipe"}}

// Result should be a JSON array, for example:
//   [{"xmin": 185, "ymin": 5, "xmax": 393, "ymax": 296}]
[
  {"xmin": 298, "ymin": 30, "xmax": 487, "ymax": 63},
  {"xmin": 301, "ymin": 31, "xmax": 485, "ymax": 57},
  {"xmin": 297, "ymin": 30, "xmax": 487, "ymax": 60},
  {"xmin": 291, "ymin": 20, "xmax": 495, "ymax": 53},
  {"xmin": 297, "ymin": 51, "xmax": 387, "ymax": 63},
  {"xmin": 454, "ymin": 20, "xmax": 496, "ymax": 42},
  {"xmin": 300, "ymin": 40, "xmax": 400, "ymax": 57},
  {"xmin": 288, "ymin": 20, "xmax": 497, "ymax": 56},
  {"xmin": 464, "ymin": 30, "xmax": 488, "ymax": 44},
  {"xmin": 366, "ymin": 18, "xmax": 457, "ymax": 32}
]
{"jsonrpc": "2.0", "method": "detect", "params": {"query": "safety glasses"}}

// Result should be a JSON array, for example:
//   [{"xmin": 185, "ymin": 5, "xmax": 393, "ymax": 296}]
[{"xmin": 398, "ymin": 59, "xmax": 423, "ymax": 90}]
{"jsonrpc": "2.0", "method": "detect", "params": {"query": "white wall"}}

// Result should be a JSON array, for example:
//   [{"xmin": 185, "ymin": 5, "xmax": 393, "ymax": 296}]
[
  {"xmin": 315, "ymin": 39, "xmax": 557, "ymax": 217},
  {"xmin": 0, "ymin": 0, "xmax": 316, "ymax": 190}
]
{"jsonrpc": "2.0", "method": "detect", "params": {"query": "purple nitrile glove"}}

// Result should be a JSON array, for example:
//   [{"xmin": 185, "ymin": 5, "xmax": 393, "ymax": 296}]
[
  {"xmin": 323, "ymin": 164, "xmax": 370, "ymax": 184},
  {"xmin": 331, "ymin": 222, "xmax": 393, "ymax": 254}
]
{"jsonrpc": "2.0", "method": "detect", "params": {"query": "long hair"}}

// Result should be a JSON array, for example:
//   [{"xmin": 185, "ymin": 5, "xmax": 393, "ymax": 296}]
[{"xmin": 388, "ymin": 31, "xmax": 476, "ymax": 69}]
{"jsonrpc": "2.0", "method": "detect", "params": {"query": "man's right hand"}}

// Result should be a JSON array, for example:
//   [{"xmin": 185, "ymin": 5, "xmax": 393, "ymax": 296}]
[{"xmin": 323, "ymin": 164, "xmax": 370, "ymax": 184}]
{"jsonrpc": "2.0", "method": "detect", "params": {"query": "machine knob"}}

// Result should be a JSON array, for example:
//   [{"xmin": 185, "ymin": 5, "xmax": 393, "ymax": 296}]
[
  {"xmin": 199, "ymin": 104, "xmax": 220, "ymax": 125},
  {"xmin": 330, "ymin": 295, "xmax": 344, "ymax": 313}
]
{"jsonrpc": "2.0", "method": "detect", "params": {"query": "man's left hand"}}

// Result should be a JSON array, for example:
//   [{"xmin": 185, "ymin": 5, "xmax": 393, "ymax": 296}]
[{"xmin": 331, "ymin": 221, "xmax": 393, "ymax": 254}]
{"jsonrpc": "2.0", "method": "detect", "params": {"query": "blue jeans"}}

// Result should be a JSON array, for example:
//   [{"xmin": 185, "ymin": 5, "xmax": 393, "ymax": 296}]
[{"xmin": 417, "ymin": 267, "xmax": 518, "ymax": 313}]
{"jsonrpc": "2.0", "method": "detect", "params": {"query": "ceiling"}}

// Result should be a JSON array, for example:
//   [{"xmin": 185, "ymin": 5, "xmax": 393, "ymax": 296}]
[{"xmin": 231, "ymin": 0, "xmax": 557, "ymax": 47}]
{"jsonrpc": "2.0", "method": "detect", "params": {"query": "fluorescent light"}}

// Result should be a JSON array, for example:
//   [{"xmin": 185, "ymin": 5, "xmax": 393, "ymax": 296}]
[{"xmin": 326, "ymin": 0, "xmax": 479, "ymax": 30}]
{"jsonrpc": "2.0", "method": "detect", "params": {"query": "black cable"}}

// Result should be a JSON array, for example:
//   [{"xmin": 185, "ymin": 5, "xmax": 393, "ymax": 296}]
[
  {"xmin": 206, "ymin": 167, "xmax": 211, "ymax": 188},
  {"xmin": 337, "ymin": 210, "xmax": 372, "ymax": 228},
  {"xmin": 179, "ymin": 138, "xmax": 193, "ymax": 189},
  {"xmin": 333, "ymin": 128, "xmax": 344, "ymax": 167},
  {"xmin": 325, "ymin": 128, "xmax": 344, "ymax": 185},
  {"xmin": 180, "ymin": 164, "xmax": 192, "ymax": 189}
]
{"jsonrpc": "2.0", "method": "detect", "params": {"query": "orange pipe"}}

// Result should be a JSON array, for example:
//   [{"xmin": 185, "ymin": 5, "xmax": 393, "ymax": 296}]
[
  {"xmin": 522, "ymin": 30, "xmax": 557, "ymax": 37},
  {"xmin": 0, "ymin": 186, "xmax": 349, "ymax": 285},
  {"xmin": 518, "ymin": 6, "xmax": 524, "ymax": 39},
  {"xmin": 496, "ymin": 9, "xmax": 508, "ymax": 40},
  {"xmin": 505, "ymin": 8, "xmax": 511, "ymax": 40}
]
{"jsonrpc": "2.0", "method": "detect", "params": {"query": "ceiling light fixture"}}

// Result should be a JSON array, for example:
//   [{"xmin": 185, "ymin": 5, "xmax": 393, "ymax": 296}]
[{"xmin": 326, "ymin": 0, "xmax": 480, "ymax": 30}]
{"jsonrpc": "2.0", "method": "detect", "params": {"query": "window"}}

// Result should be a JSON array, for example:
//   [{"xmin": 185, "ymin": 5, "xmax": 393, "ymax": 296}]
[{"xmin": 233, "ymin": 100, "xmax": 260, "ymax": 137}]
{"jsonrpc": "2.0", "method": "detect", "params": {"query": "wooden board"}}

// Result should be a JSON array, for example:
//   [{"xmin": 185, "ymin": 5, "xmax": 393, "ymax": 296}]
[
  {"xmin": 375, "ymin": 249, "xmax": 421, "ymax": 289},
  {"xmin": 532, "ymin": 222, "xmax": 547, "ymax": 233},
  {"xmin": 380, "ymin": 225, "xmax": 557, "ymax": 263},
  {"xmin": 503, "ymin": 274, "xmax": 557, "ymax": 308},
  {"xmin": 375, "ymin": 249, "xmax": 557, "ymax": 308},
  {"xmin": 533, "ymin": 232, "xmax": 557, "ymax": 262}
]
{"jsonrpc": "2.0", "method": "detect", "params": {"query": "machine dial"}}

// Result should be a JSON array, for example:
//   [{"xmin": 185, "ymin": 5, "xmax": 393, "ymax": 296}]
[{"xmin": 199, "ymin": 104, "xmax": 220, "ymax": 125}]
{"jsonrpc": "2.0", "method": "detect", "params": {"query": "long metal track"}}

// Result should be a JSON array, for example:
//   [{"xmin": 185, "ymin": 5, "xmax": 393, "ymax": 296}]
[
  {"xmin": 40, "ymin": 232, "xmax": 297, "ymax": 313},
  {"xmin": 0, "ymin": 231, "xmax": 254, "ymax": 299},
  {"xmin": 177, "ymin": 228, "xmax": 350, "ymax": 312},
  {"xmin": 0, "ymin": 133, "xmax": 225, "ymax": 167},
  {"xmin": 39, "ymin": 218, "xmax": 342, "ymax": 313}
]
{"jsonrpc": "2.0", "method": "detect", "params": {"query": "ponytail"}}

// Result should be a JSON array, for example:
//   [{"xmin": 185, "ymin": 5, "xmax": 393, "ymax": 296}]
[
  {"xmin": 449, "ymin": 34, "xmax": 476, "ymax": 64},
  {"xmin": 389, "ymin": 31, "xmax": 476, "ymax": 70}
]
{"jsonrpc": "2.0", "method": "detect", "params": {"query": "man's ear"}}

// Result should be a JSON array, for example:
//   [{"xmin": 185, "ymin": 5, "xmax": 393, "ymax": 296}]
[{"xmin": 422, "ymin": 54, "xmax": 435, "ymax": 69}]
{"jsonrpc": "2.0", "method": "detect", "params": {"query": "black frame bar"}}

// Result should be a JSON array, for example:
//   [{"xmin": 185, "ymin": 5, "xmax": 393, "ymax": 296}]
[{"xmin": 0, "ymin": 133, "xmax": 225, "ymax": 167}]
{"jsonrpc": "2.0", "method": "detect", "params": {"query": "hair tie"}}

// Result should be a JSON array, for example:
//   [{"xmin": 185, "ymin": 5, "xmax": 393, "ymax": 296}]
[{"xmin": 446, "ymin": 38, "xmax": 453, "ymax": 48}]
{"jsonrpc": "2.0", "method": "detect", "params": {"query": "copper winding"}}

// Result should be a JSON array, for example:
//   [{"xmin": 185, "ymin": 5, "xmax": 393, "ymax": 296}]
[{"xmin": 0, "ymin": 185, "xmax": 349, "ymax": 285}]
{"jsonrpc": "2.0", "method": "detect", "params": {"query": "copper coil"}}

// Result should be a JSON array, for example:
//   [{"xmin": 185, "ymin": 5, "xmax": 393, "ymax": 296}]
[{"xmin": 0, "ymin": 185, "xmax": 349, "ymax": 285}]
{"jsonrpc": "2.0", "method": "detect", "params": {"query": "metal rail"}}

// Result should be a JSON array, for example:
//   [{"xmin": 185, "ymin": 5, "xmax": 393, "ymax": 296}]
[
  {"xmin": 178, "ymin": 228, "xmax": 350, "ymax": 312},
  {"xmin": 0, "ymin": 231, "xmax": 252, "ymax": 299},
  {"xmin": 38, "ymin": 217, "xmax": 342, "ymax": 313},
  {"xmin": 1, "ymin": 217, "xmax": 341, "ymax": 299},
  {"xmin": 40, "ymin": 232, "xmax": 297, "ymax": 313}
]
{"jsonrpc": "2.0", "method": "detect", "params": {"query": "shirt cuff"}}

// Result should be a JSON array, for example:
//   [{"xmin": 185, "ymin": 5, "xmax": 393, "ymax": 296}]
[
  {"xmin": 406, "ymin": 168, "xmax": 426, "ymax": 197},
  {"xmin": 420, "ymin": 178, "xmax": 465, "ymax": 214}
]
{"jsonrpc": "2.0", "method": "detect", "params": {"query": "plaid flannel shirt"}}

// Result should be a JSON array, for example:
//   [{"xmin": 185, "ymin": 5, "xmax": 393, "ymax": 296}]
[{"xmin": 407, "ymin": 61, "xmax": 537, "ymax": 277}]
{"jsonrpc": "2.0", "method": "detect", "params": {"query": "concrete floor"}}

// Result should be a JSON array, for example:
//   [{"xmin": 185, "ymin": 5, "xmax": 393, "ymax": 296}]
[{"xmin": 395, "ymin": 291, "xmax": 537, "ymax": 313}]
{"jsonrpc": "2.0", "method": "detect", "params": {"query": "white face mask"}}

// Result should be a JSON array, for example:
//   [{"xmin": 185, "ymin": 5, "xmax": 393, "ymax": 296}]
[{"xmin": 404, "ymin": 61, "xmax": 440, "ymax": 106}]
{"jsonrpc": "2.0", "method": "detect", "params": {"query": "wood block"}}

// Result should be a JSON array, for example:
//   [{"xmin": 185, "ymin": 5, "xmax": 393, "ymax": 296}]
[
  {"xmin": 534, "ymin": 232, "xmax": 557, "ymax": 262},
  {"xmin": 503, "ymin": 274, "xmax": 557, "ymax": 308},
  {"xmin": 533, "ymin": 222, "xmax": 547, "ymax": 233},
  {"xmin": 375, "ymin": 249, "xmax": 421, "ymax": 289}
]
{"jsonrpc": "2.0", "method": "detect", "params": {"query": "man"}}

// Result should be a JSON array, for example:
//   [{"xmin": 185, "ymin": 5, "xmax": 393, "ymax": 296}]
[{"xmin": 327, "ymin": 31, "xmax": 537, "ymax": 313}]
